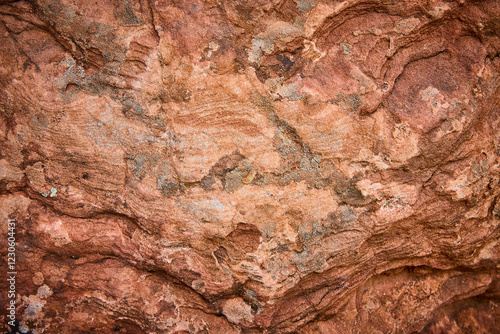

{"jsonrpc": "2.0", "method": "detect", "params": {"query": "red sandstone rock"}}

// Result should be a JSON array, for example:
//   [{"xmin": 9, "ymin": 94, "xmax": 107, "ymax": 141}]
[{"xmin": 1, "ymin": 0, "xmax": 500, "ymax": 333}]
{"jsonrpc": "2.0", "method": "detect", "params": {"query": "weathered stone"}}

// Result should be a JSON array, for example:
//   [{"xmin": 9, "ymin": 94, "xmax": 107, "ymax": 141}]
[{"xmin": 1, "ymin": 0, "xmax": 500, "ymax": 333}]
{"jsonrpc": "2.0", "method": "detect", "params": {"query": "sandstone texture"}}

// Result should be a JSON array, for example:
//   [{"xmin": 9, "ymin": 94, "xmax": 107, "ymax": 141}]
[{"xmin": 1, "ymin": 0, "xmax": 500, "ymax": 333}]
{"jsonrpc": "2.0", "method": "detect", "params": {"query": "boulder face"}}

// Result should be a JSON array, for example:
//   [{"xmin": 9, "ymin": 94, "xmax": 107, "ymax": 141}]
[{"xmin": 1, "ymin": 0, "xmax": 500, "ymax": 333}]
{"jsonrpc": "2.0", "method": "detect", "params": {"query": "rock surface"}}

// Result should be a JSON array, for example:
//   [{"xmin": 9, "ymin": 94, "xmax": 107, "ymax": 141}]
[{"xmin": 1, "ymin": 0, "xmax": 500, "ymax": 333}]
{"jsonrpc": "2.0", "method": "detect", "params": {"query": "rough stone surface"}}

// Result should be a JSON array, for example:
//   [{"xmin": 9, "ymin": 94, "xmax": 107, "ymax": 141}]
[{"xmin": 1, "ymin": 0, "xmax": 500, "ymax": 333}]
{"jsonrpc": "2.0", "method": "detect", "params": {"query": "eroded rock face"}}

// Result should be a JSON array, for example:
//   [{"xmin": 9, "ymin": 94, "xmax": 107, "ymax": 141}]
[{"xmin": 1, "ymin": 0, "xmax": 500, "ymax": 333}]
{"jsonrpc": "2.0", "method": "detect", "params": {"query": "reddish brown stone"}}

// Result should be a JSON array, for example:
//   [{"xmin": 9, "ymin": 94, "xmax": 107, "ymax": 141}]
[{"xmin": 1, "ymin": 0, "xmax": 500, "ymax": 333}]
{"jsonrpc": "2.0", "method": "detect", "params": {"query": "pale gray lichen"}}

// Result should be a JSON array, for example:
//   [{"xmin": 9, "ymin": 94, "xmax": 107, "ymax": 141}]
[
  {"xmin": 37, "ymin": 284, "xmax": 53, "ymax": 299},
  {"xmin": 41, "ymin": 187, "xmax": 57, "ymax": 197},
  {"xmin": 340, "ymin": 42, "xmax": 352, "ymax": 55}
]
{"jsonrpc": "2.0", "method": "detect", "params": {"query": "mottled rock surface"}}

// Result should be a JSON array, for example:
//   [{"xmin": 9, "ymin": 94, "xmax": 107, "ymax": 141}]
[{"xmin": 1, "ymin": 0, "xmax": 500, "ymax": 333}]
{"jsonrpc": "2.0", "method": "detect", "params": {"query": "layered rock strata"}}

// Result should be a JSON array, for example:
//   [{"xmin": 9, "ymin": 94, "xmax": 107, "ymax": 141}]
[{"xmin": 1, "ymin": 0, "xmax": 500, "ymax": 333}]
